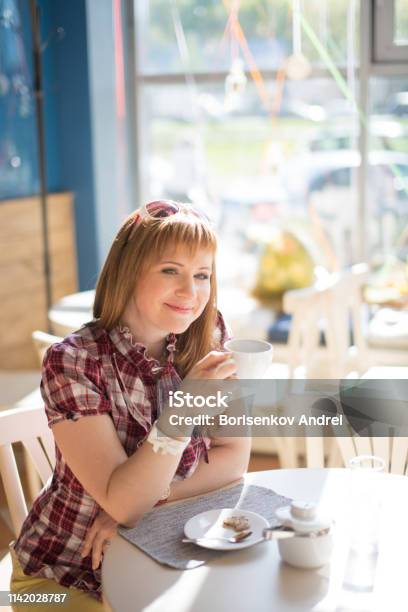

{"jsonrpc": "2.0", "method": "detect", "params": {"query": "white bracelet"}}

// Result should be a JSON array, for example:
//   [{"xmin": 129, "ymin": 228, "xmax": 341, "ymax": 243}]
[{"xmin": 147, "ymin": 422, "xmax": 190, "ymax": 456}]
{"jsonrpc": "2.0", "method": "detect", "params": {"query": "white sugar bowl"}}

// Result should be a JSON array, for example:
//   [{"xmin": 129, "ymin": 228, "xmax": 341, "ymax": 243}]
[{"xmin": 275, "ymin": 501, "xmax": 333, "ymax": 569}]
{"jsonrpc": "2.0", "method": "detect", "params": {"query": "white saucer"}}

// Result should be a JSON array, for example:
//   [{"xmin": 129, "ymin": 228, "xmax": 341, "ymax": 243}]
[{"xmin": 184, "ymin": 508, "xmax": 268, "ymax": 551}]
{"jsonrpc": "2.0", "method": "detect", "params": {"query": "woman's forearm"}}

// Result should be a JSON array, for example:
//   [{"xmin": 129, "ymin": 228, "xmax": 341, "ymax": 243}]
[
  {"xmin": 167, "ymin": 437, "xmax": 251, "ymax": 502},
  {"xmin": 106, "ymin": 438, "xmax": 183, "ymax": 527},
  {"xmin": 106, "ymin": 437, "xmax": 250, "ymax": 526}
]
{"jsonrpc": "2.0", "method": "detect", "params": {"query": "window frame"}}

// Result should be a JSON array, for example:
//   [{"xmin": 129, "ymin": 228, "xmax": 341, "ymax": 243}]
[{"xmin": 373, "ymin": 0, "xmax": 408, "ymax": 63}]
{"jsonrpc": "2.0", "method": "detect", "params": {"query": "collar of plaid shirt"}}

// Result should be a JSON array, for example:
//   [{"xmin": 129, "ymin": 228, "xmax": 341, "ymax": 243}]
[{"xmin": 110, "ymin": 324, "xmax": 177, "ymax": 368}]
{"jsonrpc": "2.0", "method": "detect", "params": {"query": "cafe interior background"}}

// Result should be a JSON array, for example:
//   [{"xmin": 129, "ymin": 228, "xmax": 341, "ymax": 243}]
[{"xmin": 0, "ymin": 0, "xmax": 408, "ymax": 570}]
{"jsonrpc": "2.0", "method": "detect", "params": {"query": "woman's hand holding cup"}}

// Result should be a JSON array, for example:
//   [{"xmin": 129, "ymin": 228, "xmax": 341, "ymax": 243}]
[
  {"xmin": 156, "ymin": 352, "xmax": 236, "ymax": 440},
  {"xmin": 184, "ymin": 350, "xmax": 237, "ymax": 381}
]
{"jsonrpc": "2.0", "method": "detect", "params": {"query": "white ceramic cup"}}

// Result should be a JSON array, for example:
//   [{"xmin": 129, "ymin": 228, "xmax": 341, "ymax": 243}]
[
  {"xmin": 224, "ymin": 339, "xmax": 273, "ymax": 379},
  {"xmin": 277, "ymin": 532, "xmax": 334, "ymax": 569},
  {"xmin": 275, "ymin": 501, "xmax": 334, "ymax": 569}
]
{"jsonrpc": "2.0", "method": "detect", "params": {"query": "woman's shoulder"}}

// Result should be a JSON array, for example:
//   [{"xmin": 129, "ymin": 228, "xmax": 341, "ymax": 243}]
[
  {"xmin": 46, "ymin": 321, "xmax": 110, "ymax": 360},
  {"xmin": 42, "ymin": 322, "xmax": 112, "ymax": 375},
  {"xmin": 41, "ymin": 323, "xmax": 113, "ymax": 420}
]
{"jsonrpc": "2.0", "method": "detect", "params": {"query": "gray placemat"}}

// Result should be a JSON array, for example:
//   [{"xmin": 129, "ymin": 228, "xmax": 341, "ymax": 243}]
[{"xmin": 118, "ymin": 483, "xmax": 291, "ymax": 569}]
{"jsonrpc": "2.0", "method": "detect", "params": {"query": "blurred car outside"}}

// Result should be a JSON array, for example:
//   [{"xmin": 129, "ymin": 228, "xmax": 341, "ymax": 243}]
[{"xmin": 385, "ymin": 91, "xmax": 408, "ymax": 117}]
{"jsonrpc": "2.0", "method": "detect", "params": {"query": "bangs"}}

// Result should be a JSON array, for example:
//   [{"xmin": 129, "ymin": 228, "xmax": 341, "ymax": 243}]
[{"xmin": 148, "ymin": 215, "xmax": 217, "ymax": 262}]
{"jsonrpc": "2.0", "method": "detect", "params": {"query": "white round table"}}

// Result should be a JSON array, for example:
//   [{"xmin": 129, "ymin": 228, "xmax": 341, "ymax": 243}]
[
  {"xmin": 48, "ymin": 290, "xmax": 94, "ymax": 336},
  {"xmin": 102, "ymin": 468, "xmax": 408, "ymax": 612}
]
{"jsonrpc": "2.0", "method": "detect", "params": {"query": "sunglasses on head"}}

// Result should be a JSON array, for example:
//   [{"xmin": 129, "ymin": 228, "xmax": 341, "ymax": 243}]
[{"xmin": 127, "ymin": 200, "xmax": 212, "ymax": 241}]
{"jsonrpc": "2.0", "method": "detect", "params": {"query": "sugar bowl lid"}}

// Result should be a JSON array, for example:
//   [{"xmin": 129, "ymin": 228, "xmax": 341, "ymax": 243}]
[{"xmin": 276, "ymin": 501, "xmax": 331, "ymax": 534}]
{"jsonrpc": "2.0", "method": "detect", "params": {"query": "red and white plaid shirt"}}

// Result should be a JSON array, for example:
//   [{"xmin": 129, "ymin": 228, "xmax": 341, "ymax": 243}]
[{"xmin": 13, "ymin": 312, "xmax": 230, "ymax": 602}]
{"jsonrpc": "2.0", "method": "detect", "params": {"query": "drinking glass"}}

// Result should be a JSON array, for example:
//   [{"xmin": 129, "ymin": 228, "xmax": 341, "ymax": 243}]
[
  {"xmin": 349, "ymin": 455, "xmax": 385, "ymax": 554},
  {"xmin": 349, "ymin": 454, "xmax": 385, "ymax": 554},
  {"xmin": 343, "ymin": 455, "xmax": 385, "ymax": 594}
]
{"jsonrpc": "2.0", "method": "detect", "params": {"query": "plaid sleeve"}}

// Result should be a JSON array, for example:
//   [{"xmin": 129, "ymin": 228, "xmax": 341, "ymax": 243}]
[
  {"xmin": 213, "ymin": 310, "xmax": 233, "ymax": 349},
  {"xmin": 40, "ymin": 343, "xmax": 112, "ymax": 427}
]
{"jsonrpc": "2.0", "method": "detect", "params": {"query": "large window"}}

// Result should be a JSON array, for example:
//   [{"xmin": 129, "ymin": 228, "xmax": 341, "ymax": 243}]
[
  {"xmin": 369, "ymin": 76, "xmax": 408, "ymax": 263},
  {"xmin": 133, "ymin": 0, "xmax": 407, "ymax": 307}
]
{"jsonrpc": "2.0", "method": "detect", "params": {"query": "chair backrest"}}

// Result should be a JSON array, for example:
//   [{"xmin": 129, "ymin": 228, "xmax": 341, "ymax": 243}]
[
  {"xmin": 306, "ymin": 434, "xmax": 408, "ymax": 475},
  {"xmin": 283, "ymin": 263, "xmax": 370, "ymax": 378},
  {"xmin": 323, "ymin": 263, "xmax": 370, "ymax": 376},
  {"xmin": 0, "ymin": 405, "xmax": 55, "ymax": 536},
  {"xmin": 304, "ymin": 378, "xmax": 408, "ymax": 475},
  {"xmin": 32, "ymin": 330, "xmax": 63, "ymax": 366}
]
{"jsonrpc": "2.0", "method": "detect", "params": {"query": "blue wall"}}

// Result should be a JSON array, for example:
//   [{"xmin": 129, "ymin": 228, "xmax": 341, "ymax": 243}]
[
  {"xmin": 0, "ymin": 1, "xmax": 39, "ymax": 196},
  {"xmin": 0, "ymin": 0, "xmax": 99, "ymax": 290}
]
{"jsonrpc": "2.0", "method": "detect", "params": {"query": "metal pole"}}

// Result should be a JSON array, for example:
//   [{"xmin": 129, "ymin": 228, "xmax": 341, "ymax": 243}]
[
  {"xmin": 124, "ymin": 0, "xmax": 141, "ymax": 209},
  {"xmin": 30, "ymin": 0, "xmax": 53, "ymax": 332},
  {"xmin": 358, "ymin": 0, "xmax": 370, "ymax": 263}
]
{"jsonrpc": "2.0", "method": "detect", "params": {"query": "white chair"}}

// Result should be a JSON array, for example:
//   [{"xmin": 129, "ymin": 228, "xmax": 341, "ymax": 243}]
[
  {"xmin": 0, "ymin": 404, "xmax": 55, "ymax": 537},
  {"xmin": 0, "ymin": 404, "xmax": 55, "ymax": 598},
  {"xmin": 17, "ymin": 330, "xmax": 60, "ymax": 503},
  {"xmin": 282, "ymin": 263, "xmax": 371, "ymax": 378},
  {"xmin": 286, "ymin": 268, "xmax": 408, "ymax": 473},
  {"xmin": 3, "ymin": 331, "xmax": 58, "ymax": 507},
  {"xmin": 271, "ymin": 267, "xmax": 367, "ymax": 468},
  {"xmin": 253, "ymin": 261, "xmax": 408, "ymax": 467},
  {"xmin": 302, "ymin": 371, "xmax": 408, "ymax": 473},
  {"xmin": 306, "ymin": 428, "xmax": 408, "ymax": 475},
  {"xmin": 0, "ymin": 370, "xmax": 44, "ymax": 505},
  {"xmin": 281, "ymin": 262, "xmax": 408, "ymax": 379}
]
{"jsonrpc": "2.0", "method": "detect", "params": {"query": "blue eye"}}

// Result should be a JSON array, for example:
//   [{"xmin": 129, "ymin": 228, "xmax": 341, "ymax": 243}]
[
  {"xmin": 161, "ymin": 268, "xmax": 209, "ymax": 280},
  {"xmin": 162, "ymin": 268, "xmax": 177, "ymax": 274}
]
